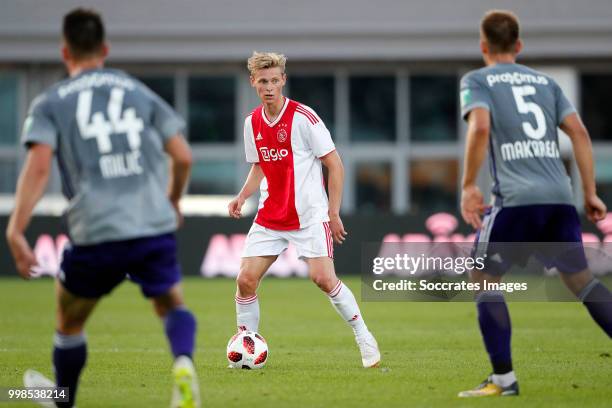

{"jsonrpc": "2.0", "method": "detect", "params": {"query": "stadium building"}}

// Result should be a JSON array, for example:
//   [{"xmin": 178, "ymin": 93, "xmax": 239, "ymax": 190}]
[
  {"xmin": 1, "ymin": 4, "xmax": 611, "ymax": 407},
  {"xmin": 1, "ymin": 0, "xmax": 611, "ymax": 214},
  {"xmin": 2, "ymin": 1, "xmax": 612, "ymax": 279}
]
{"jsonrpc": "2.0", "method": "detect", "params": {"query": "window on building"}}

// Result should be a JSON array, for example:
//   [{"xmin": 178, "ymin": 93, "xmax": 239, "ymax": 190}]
[
  {"xmin": 188, "ymin": 76, "xmax": 236, "ymax": 143},
  {"xmin": 350, "ymin": 76, "xmax": 396, "ymax": 141},
  {"xmin": 288, "ymin": 76, "xmax": 335, "ymax": 135},
  {"xmin": 580, "ymin": 74, "xmax": 612, "ymax": 141},
  {"xmin": 410, "ymin": 159, "xmax": 459, "ymax": 214},
  {"xmin": 410, "ymin": 75, "xmax": 458, "ymax": 142},
  {"xmin": 0, "ymin": 75, "xmax": 18, "ymax": 146},
  {"xmin": 189, "ymin": 160, "xmax": 236, "ymax": 194},
  {"xmin": 595, "ymin": 158, "xmax": 612, "ymax": 209},
  {"xmin": 356, "ymin": 162, "xmax": 391, "ymax": 212},
  {"xmin": 0, "ymin": 160, "xmax": 17, "ymax": 193},
  {"xmin": 139, "ymin": 76, "xmax": 175, "ymax": 106}
]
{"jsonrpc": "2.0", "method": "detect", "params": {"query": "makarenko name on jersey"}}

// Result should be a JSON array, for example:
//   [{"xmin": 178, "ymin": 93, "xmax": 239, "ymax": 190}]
[{"xmin": 500, "ymin": 139, "xmax": 560, "ymax": 162}]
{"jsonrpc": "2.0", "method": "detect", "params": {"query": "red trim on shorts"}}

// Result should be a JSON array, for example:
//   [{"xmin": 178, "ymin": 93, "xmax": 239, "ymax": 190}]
[{"xmin": 323, "ymin": 222, "xmax": 334, "ymax": 258}]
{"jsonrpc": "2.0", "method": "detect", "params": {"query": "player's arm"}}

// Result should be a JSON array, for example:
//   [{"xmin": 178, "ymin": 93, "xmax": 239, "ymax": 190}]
[
  {"xmin": 6, "ymin": 143, "xmax": 53, "ymax": 279},
  {"xmin": 320, "ymin": 150, "xmax": 348, "ymax": 244},
  {"xmin": 560, "ymin": 113, "xmax": 607, "ymax": 222},
  {"xmin": 461, "ymin": 107, "xmax": 490, "ymax": 229},
  {"xmin": 165, "ymin": 134, "xmax": 193, "ymax": 227},
  {"xmin": 228, "ymin": 164, "xmax": 264, "ymax": 219},
  {"xmin": 230, "ymin": 115, "xmax": 262, "ymax": 219}
]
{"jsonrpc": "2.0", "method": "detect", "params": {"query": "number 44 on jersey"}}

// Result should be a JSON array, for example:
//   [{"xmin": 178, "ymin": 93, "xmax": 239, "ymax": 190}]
[{"xmin": 77, "ymin": 87, "xmax": 145, "ymax": 179}]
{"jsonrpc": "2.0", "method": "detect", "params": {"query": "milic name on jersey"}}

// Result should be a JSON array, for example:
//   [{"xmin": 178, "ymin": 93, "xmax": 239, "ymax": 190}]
[{"xmin": 100, "ymin": 150, "xmax": 144, "ymax": 178}]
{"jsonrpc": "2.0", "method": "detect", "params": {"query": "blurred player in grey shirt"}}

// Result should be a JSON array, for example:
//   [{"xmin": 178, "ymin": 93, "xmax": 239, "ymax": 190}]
[
  {"xmin": 458, "ymin": 10, "xmax": 611, "ymax": 398},
  {"xmin": 6, "ymin": 8, "xmax": 199, "ymax": 408}
]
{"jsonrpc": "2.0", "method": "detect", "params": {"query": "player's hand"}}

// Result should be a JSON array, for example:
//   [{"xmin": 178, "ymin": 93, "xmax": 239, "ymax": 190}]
[
  {"xmin": 329, "ymin": 213, "xmax": 348, "ymax": 244},
  {"xmin": 584, "ymin": 193, "xmax": 607, "ymax": 223},
  {"xmin": 228, "ymin": 195, "xmax": 245, "ymax": 219},
  {"xmin": 6, "ymin": 231, "xmax": 37, "ymax": 280},
  {"xmin": 461, "ymin": 185, "xmax": 488, "ymax": 230},
  {"xmin": 170, "ymin": 199, "xmax": 184, "ymax": 228}
]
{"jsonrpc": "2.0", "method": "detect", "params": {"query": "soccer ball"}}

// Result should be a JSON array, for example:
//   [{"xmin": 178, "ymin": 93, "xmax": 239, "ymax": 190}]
[{"xmin": 226, "ymin": 330, "xmax": 268, "ymax": 369}]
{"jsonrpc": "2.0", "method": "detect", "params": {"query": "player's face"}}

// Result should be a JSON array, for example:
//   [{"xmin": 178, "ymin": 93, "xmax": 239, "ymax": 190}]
[{"xmin": 250, "ymin": 67, "xmax": 286, "ymax": 105}]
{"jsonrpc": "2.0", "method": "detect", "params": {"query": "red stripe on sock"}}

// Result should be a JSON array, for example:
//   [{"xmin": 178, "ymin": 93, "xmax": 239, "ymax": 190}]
[
  {"xmin": 236, "ymin": 299, "xmax": 258, "ymax": 305},
  {"xmin": 236, "ymin": 294, "xmax": 257, "ymax": 301},
  {"xmin": 235, "ymin": 294, "xmax": 258, "ymax": 305},
  {"xmin": 328, "ymin": 280, "xmax": 342, "ymax": 298}
]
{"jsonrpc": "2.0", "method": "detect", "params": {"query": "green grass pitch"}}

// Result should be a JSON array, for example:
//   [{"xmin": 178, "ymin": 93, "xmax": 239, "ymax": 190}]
[{"xmin": 0, "ymin": 276, "xmax": 610, "ymax": 407}]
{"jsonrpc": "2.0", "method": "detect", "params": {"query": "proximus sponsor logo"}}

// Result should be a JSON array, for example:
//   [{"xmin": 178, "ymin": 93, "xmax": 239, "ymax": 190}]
[
  {"xmin": 500, "ymin": 140, "xmax": 560, "ymax": 161},
  {"xmin": 487, "ymin": 72, "xmax": 549, "ymax": 88},
  {"xmin": 58, "ymin": 73, "xmax": 135, "ymax": 99}
]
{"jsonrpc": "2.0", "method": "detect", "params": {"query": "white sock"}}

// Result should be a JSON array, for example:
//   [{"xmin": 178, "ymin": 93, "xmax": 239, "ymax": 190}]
[
  {"xmin": 235, "ymin": 294, "xmax": 259, "ymax": 332},
  {"xmin": 492, "ymin": 371, "xmax": 517, "ymax": 387},
  {"xmin": 327, "ymin": 280, "xmax": 369, "ymax": 339}
]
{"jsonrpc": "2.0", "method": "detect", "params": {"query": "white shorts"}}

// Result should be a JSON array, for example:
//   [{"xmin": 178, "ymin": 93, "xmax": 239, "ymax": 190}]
[{"xmin": 242, "ymin": 222, "xmax": 334, "ymax": 260}]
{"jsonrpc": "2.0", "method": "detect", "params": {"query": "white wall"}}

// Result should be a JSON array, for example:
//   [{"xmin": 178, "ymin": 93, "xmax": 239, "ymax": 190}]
[{"xmin": 1, "ymin": 0, "xmax": 612, "ymax": 62}]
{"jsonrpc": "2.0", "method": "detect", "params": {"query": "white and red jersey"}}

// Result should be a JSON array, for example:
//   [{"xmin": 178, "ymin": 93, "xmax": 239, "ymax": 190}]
[{"xmin": 244, "ymin": 98, "xmax": 335, "ymax": 231}]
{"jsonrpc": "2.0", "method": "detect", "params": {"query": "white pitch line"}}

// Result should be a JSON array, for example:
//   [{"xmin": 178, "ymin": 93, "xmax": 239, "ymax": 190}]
[{"xmin": 0, "ymin": 348, "xmax": 167, "ymax": 353}]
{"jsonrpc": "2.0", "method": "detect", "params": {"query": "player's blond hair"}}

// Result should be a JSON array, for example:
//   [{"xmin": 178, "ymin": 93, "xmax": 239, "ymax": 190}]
[{"xmin": 247, "ymin": 51, "xmax": 287, "ymax": 75}]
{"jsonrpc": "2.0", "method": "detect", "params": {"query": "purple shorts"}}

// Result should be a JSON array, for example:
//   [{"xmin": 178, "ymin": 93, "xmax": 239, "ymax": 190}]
[
  {"xmin": 60, "ymin": 233, "xmax": 181, "ymax": 299},
  {"xmin": 473, "ymin": 204, "xmax": 588, "ymax": 275}
]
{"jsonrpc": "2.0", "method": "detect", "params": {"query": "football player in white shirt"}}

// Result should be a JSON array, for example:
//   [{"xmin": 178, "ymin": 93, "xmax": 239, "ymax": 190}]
[{"xmin": 228, "ymin": 51, "xmax": 380, "ymax": 367}]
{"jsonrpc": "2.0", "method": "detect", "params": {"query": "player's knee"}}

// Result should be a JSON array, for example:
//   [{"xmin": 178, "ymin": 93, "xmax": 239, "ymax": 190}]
[
  {"xmin": 236, "ymin": 271, "xmax": 259, "ymax": 295},
  {"xmin": 57, "ymin": 307, "xmax": 90, "ymax": 334},
  {"xmin": 152, "ymin": 290, "xmax": 184, "ymax": 318},
  {"xmin": 560, "ymin": 269, "xmax": 593, "ymax": 297},
  {"xmin": 153, "ymin": 299, "xmax": 176, "ymax": 318},
  {"xmin": 311, "ymin": 273, "xmax": 335, "ymax": 293},
  {"xmin": 57, "ymin": 317, "xmax": 86, "ymax": 335}
]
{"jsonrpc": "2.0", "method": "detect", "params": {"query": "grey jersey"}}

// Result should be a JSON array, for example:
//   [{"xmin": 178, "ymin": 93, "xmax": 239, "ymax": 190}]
[
  {"xmin": 22, "ymin": 68, "xmax": 185, "ymax": 245},
  {"xmin": 460, "ymin": 63, "xmax": 576, "ymax": 207}
]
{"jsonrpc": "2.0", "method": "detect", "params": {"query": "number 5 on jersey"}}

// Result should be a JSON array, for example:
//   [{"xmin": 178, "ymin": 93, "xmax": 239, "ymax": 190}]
[
  {"xmin": 76, "ymin": 87, "xmax": 143, "ymax": 153},
  {"xmin": 511, "ymin": 85, "xmax": 547, "ymax": 140}
]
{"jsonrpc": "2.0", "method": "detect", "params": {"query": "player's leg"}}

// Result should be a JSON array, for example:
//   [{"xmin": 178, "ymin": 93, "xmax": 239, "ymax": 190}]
[
  {"xmin": 128, "ymin": 233, "xmax": 199, "ymax": 408},
  {"xmin": 459, "ymin": 269, "xmax": 518, "ymax": 397},
  {"xmin": 559, "ymin": 269, "xmax": 612, "ymax": 337},
  {"xmin": 237, "ymin": 223, "xmax": 286, "ymax": 332},
  {"xmin": 51, "ymin": 282, "xmax": 99, "ymax": 408},
  {"xmin": 549, "ymin": 206, "xmax": 612, "ymax": 337},
  {"xmin": 297, "ymin": 223, "xmax": 380, "ymax": 367},
  {"xmin": 152, "ymin": 284, "xmax": 199, "ymax": 408},
  {"xmin": 236, "ymin": 255, "xmax": 277, "ymax": 332},
  {"xmin": 129, "ymin": 234, "xmax": 198, "ymax": 361},
  {"xmin": 306, "ymin": 257, "xmax": 380, "ymax": 367},
  {"xmin": 24, "ymin": 282, "xmax": 97, "ymax": 408},
  {"xmin": 459, "ymin": 208, "xmax": 519, "ymax": 397},
  {"xmin": 32, "ymin": 241, "xmax": 126, "ymax": 408},
  {"xmin": 152, "ymin": 283, "xmax": 197, "ymax": 360},
  {"xmin": 306, "ymin": 256, "xmax": 365, "ymax": 334}
]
